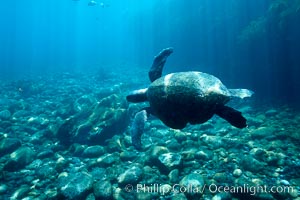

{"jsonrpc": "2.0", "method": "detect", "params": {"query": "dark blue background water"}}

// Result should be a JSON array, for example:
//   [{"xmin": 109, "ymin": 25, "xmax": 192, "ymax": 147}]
[{"xmin": 0, "ymin": 0, "xmax": 299, "ymax": 105}]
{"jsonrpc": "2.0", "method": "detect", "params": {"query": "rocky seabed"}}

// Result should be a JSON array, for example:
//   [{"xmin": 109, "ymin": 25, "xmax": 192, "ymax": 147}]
[{"xmin": 0, "ymin": 73, "xmax": 299, "ymax": 200}]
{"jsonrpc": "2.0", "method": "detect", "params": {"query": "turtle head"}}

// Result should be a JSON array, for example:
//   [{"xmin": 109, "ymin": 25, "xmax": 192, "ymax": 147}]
[{"xmin": 126, "ymin": 88, "xmax": 148, "ymax": 103}]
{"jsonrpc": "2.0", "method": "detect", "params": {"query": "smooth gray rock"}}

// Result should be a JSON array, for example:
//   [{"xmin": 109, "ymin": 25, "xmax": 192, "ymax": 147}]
[
  {"xmin": 233, "ymin": 169, "xmax": 243, "ymax": 177},
  {"xmin": 195, "ymin": 149, "xmax": 213, "ymax": 160},
  {"xmin": 0, "ymin": 138, "xmax": 21, "ymax": 156},
  {"xmin": 168, "ymin": 169, "xmax": 179, "ymax": 183},
  {"xmin": 86, "ymin": 193, "xmax": 96, "ymax": 200},
  {"xmin": 37, "ymin": 150, "xmax": 54, "ymax": 159},
  {"xmin": 82, "ymin": 145, "xmax": 105, "ymax": 158},
  {"xmin": 179, "ymin": 173, "xmax": 205, "ymax": 197},
  {"xmin": 250, "ymin": 127, "xmax": 275, "ymax": 139},
  {"xmin": 36, "ymin": 164, "xmax": 57, "ymax": 179},
  {"xmin": 97, "ymin": 153, "xmax": 119, "ymax": 167},
  {"xmin": 212, "ymin": 192, "xmax": 232, "ymax": 200},
  {"xmin": 0, "ymin": 184, "xmax": 8, "ymax": 195},
  {"xmin": 171, "ymin": 193, "xmax": 188, "ymax": 200},
  {"xmin": 0, "ymin": 110, "xmax": 11, "ymax": 120},
  {"xmin": 90, "ymin": 167, "xmax": 106, "ymax": 181},
  {"xmin": 147, "ymin": 145, "xmax": 169, "ymax": 164},
  {"xmin": 56, "ymin": 94, "xmax": 129, "ymax": 146},
  {"xmin": 240, "ymin": 155, "xmax": 265, "ymax": 173},
  {"xmin": 158, "ymin": 153, "xmax": 182, "ymax": 170},
  {"xmin": 118, "ymin": 164, "xmax": 143, "ymax": 185},
  {"xmin": 3, "ymin": 146, "xmax": 35, "ymax": 171},
  {"xmin": 265, "ymin": 109, "xmax": 278, "ymax": 117},
  {"xmin": 174, "ymin": 131, "xmax": 187, "ymax": 142},
  {"xmin": 180, "ymin": 173, "xmax": 205, "ymax": 187},
  {"xmin": 12, "ymin": 110, "xmax": 30, "ymax": 118},
  {"xmin": 10, "ymin": 185, "xmax": 30, "ymax": 199},
  {"xmin": 58, "ymin": 172, "xmax": 94, "ymax": 199},
  {"xmin": 93, "ymin": 180, "xmax": 112, "ymax": 200},
  {"xmin": 120, "ymin": 151, "xmax": 138, "ymax": 161}
]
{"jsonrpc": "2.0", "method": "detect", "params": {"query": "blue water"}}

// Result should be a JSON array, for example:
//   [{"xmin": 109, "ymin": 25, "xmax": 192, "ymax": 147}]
[
  {"xmin": 0, "ymin": 0, "xmax": 299, "ymax": 104},
  {"xmin": 1, "ymin": 1, "xmax": 300, "ymax": 199}
]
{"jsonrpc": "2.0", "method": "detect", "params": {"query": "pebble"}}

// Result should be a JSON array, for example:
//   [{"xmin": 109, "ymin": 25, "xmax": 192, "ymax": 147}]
[
  {"xmin": 158, "ymin": 153, "xmax": 182, "ymax": 169},
  {"xmin": 213, "ymin": 172, "xmax": 228, "ymax": 183},
  {"xmin": 10, "ymin": 185, "xmax": 30, "ymax": 200},
  {"xmin": 0, "ymin": 138, "xmax": 21, "ymax": 156},
  {"xmin": 195, "ymin": 150, "xmax": 212, "ymax": 160},
  {"xmin": 179, "ymin": 173, "xmax": 205, "ymax": 195},
  {"xmin": 37, "ymin": 150, "xmax": 54, "ymax": 159},
  {"xmin": 118, "ymin": 164, "xmax": 143, "ymax": 185},
  {"xmin": 0, "ymin": 184, "xmax": 7, "ymax": 194},
  {"xmin": 36, "ymin": 164, "xmax": 57, "ymax": 179},
  {"xmin": 240, "ymin": 155, "xmax": 265, "ymax": 173},
  {"xmin": 12, "ymin": 110, "xmax": 30, "ymax": 118},
  {"xmin": 171, "ymin": 193, "xmax": 188, "ymax": 200},
  {"xmin": 279, "ymin": 179, "xmax": 290, "ymax": 186},
  {"xmin": 174, "ymin": 131, "xmax": 187, "ymax": 142},
  {"xmin": 149, "ymin": 146, "xmax": 169, "ymax": 161},
  {"xmin": 212, "ymin": 192, "xmax": 232, "ymax": 200},
  {"xmin": 287, "ymin": 188, "xmax": 299, "ymax": 198},
  {"xmin": 265, "ymin": 109, "xmax": 278, "ymax": 117},
  {"xmin": 93, "ymin": 180, "xmax": 112, "ymax": 199},
  {"xmin": 4, "ymin": 146, "xmax": 36, "ymax": 171},
  {"xmin": 58, "ymin": 171, "xmax": 93, "ymax": 199},
  {"xmin": 82, "ymin": 145, "xmax": 105, "ymax": 158},
  {"xmin": 168, "ymin": 169, "xmax": 179, "ymax": 183},
  {"xmin": 200, "ymin": 134, "xmax": 224, "ymax": 148},
  {"xmin": 0, "ymin": 110, "xmax": 11, "ymax": 120},
  {"xmin": 120, "ymin": 151, "xmax": 138, "ymax": 161},
  {"xmin": 232, "ymin": 169, "xmax": 243, "ymax": 177},
  {"xmin": 97, "ymin": 153, "xmax": 118, "ymax": 166},
  {"xmin": 250, "ymin": 127, "xmax": 275, "ymax": 139},
  {"xmin": 251, "ymin": 178, "xmax": 264, "ymax": 185}
]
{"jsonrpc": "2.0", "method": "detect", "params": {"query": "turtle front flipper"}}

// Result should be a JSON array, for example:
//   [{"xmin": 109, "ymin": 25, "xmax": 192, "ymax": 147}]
[
  {"xmin": 130, "ymin": 109, "xmax": 150, "ymax": 150},
  {"xmin": 149, "ymin": 47, "xmax": 173, "ymax": 82},
  {"xmin": 215, "ymin": 105, "xmax": 247, "ymax": 128},
  {"xmin": 228, "ymin": 89, "xmax": 254, "ymax": 99}
]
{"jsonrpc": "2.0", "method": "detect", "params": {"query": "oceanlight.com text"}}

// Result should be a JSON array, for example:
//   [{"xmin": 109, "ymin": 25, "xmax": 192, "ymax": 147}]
[
  {"xmin": 208, "ymin": 184, "xmax": 295, "ymax": 196},
  {"xmin": 124, "ymin": 183, "xmax": 296, "ymax": 196}
]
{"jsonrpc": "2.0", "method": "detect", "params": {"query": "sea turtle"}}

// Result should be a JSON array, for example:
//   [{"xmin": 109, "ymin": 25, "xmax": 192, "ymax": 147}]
[{"xmin": 127, "ymin": 47, "xmax": 253, "ymax": 150}]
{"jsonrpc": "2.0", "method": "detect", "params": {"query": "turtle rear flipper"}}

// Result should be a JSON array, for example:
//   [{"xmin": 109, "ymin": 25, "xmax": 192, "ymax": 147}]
[
  {"xmin": 131, "ymin": 109, "xmax": 149, "ymax": 150},
  {"xmin": 215, "ymin": 105, "xmax": 247, "ymax": 128},
  {"xmin": 149, "ymin": 47, "xmax": 173, "ymax": 82}
]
